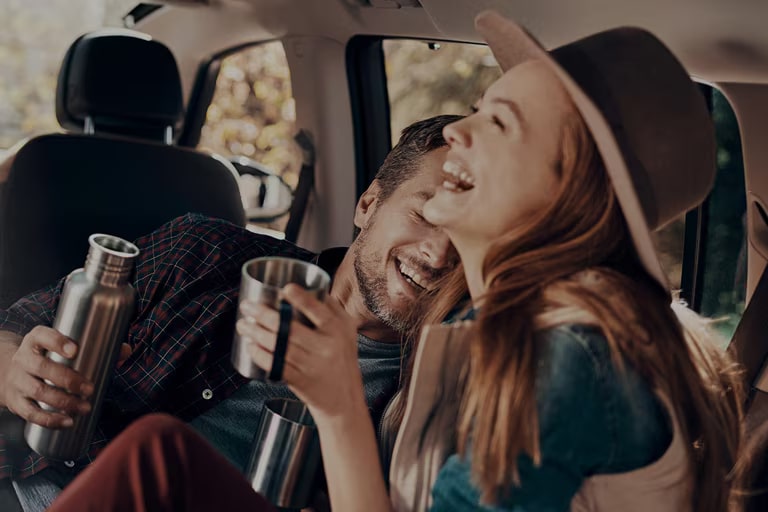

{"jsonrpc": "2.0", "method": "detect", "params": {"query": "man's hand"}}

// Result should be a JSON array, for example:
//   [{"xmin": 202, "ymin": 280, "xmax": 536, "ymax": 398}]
[
  {"xmin": 117, "ymin": 342, "xmax": 133, "ymax": 368},
  {"xmin": 0, "ymin": 326, "xmax": 94, "ymax": 428}
]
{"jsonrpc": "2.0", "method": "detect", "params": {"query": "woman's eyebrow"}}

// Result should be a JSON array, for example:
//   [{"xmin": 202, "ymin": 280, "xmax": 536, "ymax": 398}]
[{"xmin": 490, "ymin": 97, "xmax": 528, "ymax": 130}]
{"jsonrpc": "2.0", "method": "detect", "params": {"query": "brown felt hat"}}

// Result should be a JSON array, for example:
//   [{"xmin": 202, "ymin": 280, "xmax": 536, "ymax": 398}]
[{"xmin": 475, "ymin": 11, "xmax": 716, "ymax": 289}]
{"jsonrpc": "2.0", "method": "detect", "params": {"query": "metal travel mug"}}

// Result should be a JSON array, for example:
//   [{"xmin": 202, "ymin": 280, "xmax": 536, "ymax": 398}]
[
  {"xmin": 245, "ymin": 398, "xmax": 322, "ymax": 509},
  {"xmin": 231, "ymin": 256, "xmax": 331, "ymax": 381},
  {"xmin": 24, "ymin": 234, "xmax": 139, "ymax": 460}
]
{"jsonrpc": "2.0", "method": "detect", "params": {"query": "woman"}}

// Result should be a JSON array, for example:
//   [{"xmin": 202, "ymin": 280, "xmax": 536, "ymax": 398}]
[{"xmin": 48, "ymin": 11, "xmax": 743, "ymax": 512}]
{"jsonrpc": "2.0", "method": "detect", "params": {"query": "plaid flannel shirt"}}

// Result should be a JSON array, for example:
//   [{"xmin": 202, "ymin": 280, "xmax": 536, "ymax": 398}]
[{"xmin": 0, "ymin": 213, "xmax": 316, "ymax": 480}]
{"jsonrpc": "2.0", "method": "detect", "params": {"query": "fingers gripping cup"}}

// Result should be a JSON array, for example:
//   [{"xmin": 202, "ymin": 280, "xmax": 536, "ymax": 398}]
[{"xmin": 231, "ymin": 257, "xmax": 331, "ymax": 381}]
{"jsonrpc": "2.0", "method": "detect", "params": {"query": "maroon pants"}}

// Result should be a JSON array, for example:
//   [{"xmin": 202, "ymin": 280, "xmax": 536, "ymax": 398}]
[{"xmin": 47, "ymin": 414, "xmax": 277, "ymax": 512}]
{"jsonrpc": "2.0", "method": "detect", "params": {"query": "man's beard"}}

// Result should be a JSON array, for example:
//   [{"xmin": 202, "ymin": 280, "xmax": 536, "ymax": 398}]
[{"xmin": 353, "ymin": 232, "xmax": 424, "ymax": 337}]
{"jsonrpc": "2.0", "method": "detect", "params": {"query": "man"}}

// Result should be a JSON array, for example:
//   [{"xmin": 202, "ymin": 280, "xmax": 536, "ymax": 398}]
[{"xmin": 0, "ymin": 114, "xmax": 463, "ymax": 510}]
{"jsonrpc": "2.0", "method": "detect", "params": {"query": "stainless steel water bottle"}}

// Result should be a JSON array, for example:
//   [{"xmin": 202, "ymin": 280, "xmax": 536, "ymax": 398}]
[{"xmin": 24, "ymin": 234, "xmax": 139, "ymax": 460}]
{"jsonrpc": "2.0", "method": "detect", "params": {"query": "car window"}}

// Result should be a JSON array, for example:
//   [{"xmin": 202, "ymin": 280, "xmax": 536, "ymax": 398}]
[
  {"xmin": 198, "ymin": 41, "xmax": 300, "ymax": 235},
  {"xmin": 383, "ymin": 39, "xmax": 501, "ymax": 142},
  {"xmin": 0, "ymin": 0, "xmax": 136, "ymax": 151},
  {"xmin": 701, "ymin": 88, "xmax": 746, "ymax": 339}
]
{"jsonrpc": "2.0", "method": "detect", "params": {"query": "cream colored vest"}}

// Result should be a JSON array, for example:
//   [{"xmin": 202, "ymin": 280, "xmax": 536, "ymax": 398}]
[
  {"xmin": 388, "ymin": 323, "xmax": 693, "ymax": 512},
  {"xmin": 570, "ymin": 394, "xmax": 692, "ymax": 511}
]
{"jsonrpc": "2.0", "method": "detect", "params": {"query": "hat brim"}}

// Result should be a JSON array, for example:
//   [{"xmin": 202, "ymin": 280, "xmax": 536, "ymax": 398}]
[{"xmin": 475, "ymin": 10, "xmax": 668, "ymax": 290}]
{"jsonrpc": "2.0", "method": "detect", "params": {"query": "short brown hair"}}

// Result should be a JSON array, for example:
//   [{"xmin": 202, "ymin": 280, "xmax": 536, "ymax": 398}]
[{"xmin": 374, "ymin": 114, "xmax": 463, "ymax": 201}]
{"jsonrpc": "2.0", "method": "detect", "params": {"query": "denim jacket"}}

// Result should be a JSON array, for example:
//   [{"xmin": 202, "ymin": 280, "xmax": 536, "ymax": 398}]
[{"xmin": 428, "ymin": 324, "xmax": 672, "ymax": 511}]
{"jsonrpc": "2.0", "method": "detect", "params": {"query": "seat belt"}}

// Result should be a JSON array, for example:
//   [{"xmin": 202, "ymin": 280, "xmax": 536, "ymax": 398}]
[
  {"xmin": 284, "ymin": 130, "xmax": 316, "ymax": 243},
  {"xmin": 727, "ymin": 263, "xmax": 768, "ymax": 434},
  {"xmin": 727, "ymin": 264, "xmax": 768, "ymax": 401}
]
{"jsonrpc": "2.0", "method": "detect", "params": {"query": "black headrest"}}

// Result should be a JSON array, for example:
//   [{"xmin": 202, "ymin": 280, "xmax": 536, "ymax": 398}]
[{"xmin": 56, "ymin": 29, "xmax": 184, "ymax": 141}]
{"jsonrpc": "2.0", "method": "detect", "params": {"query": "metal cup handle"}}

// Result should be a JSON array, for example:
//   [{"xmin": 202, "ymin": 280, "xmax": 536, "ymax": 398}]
[{"xmin": 269, "ymin": 300, "xmax": 292, "ymax": 382}]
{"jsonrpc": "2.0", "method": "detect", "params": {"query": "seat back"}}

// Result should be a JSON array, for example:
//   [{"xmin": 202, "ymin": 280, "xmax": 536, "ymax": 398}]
[
  {"xmin": 0, "ymin": 29, "xmax": 245, "ymax": 307},
  {"xmin": 0, "ymin": 135, "xmax": 245, "ymax": 306}
]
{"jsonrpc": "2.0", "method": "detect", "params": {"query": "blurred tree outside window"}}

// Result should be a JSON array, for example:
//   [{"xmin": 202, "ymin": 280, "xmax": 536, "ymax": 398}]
[
  {"xmin": 652, "ymin": 216, "xmax": 686, "ymax": 291},
  {"xmin": 383, "ymin": 40, "xmax": 501, "ymax": 141},
  {"xmin": 0, "ymin": 0, "xmax": 136, "ymax": 151},
  {"xmin": 198, "ymin": 42, "xmax": 300, "ymax": 234},
  {"xmin": 702, "ymin": 88, "xmax": 746, "ymax": 340}
]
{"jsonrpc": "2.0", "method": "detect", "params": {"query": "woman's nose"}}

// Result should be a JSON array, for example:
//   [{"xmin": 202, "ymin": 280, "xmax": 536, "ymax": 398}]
[{"xmin": 443, "ymin": 119, "xmax": 471, "ymax": 148}]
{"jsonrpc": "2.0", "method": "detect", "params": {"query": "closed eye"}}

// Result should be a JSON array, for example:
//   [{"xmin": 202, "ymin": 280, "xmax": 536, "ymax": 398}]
[
  {"xmin": 413, "ymin": 211, "xmax": 436, "ymax": 229},
  {"xmin": 469, "ymin": 105, "xmax": 504, "ymax": 131}
]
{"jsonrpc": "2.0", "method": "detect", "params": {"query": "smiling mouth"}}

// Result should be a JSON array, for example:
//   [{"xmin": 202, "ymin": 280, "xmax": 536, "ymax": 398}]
[
  {"xmin": 396, "ymin": 258, "xmax": 433, "ymax": 292},
  {"xmin": 441, "ymin": 160, "xmax": 475, "ymax": 192}
]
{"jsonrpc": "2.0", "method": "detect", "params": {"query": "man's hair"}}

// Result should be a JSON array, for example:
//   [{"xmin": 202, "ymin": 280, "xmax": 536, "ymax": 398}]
[{"xmin": 374, "ymin": 114, "xmax": 464, "ymax": 201}]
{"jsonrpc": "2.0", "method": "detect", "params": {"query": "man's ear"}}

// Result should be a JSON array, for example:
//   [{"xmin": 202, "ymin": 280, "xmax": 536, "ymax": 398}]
[{"xmin": 354, "ymin": 180, "xmax": 382, "ymax": 230}]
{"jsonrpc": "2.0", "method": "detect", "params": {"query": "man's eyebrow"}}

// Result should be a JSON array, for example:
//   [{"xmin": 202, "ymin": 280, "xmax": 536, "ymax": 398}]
[{"xmin": 490, "ymin": 98, "xmax": 527, "ymax": 130}]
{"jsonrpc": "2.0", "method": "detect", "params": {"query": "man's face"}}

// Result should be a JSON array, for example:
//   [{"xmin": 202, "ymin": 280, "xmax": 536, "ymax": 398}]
[{"xmin": 352, "ymin": 148, "xmax": 459, "ymax": 335}]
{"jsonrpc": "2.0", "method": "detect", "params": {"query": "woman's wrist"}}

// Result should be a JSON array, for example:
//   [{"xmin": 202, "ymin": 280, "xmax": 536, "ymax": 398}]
[
  {"xmin": 312, "ymin": 388, "xmax": 370, "ymax": 432},
  {"xmin": 301, "ymin": 363, "xmax": 369, "ymax": 427},
  {"xmin": 312, "ymin": 397, "xmax": 371, "ymax": 430}
]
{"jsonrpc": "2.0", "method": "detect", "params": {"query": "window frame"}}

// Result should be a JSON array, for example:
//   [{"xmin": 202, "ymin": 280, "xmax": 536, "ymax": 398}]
[
  {"xmin": 677, "ymin": 85, "xmax": 714, "ymax": 311},
  {"xmin": 346, "ymin": 36, "xmax": 392, "ymax": 199}
]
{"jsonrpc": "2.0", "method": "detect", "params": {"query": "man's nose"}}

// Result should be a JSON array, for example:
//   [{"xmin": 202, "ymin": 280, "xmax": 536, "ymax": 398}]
[{"xmin": 419, "ymin": 231, "xmax": 456, "ymax": 270}]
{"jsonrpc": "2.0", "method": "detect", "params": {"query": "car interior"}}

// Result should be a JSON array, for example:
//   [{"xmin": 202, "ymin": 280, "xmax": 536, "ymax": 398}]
[{"xmin": 1, "ymin": 0, "xmax": 768, "ymax": 509}]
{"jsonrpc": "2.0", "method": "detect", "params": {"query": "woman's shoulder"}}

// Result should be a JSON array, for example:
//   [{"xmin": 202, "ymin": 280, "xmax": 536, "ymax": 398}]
[
  {"xmin": 534, "ymin": 324, "xmax": 672, "ymax": 473},
  {"xmin": 533, "ymin": 323, "xmax": 649, "ymax": 418},
  {"xmin": 534, "ymin": 324, "xmax": 608, "ymax": 384}
]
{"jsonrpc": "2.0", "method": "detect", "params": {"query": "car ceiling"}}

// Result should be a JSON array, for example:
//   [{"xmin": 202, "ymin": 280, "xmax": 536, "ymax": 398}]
[{"xmin": 141, "ymin": 0, "xmax": 768, "ymax": 85}]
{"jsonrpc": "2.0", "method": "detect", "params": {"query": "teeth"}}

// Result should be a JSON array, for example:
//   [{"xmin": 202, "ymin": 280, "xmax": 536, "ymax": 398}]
[
  {"xmin": 442, "ymin": 161, "xmax": 475, "ymax": 188},
  {"xmin": 398, "ymin": 261, "xmax": 432, "ymax": 291},
  {"xmin": 442, "ymin": 180, "xmax": 457, "ymax": 190},
  {"xmin": 443, "ymin": 161, "xmax": 462, "ymax": 176}
]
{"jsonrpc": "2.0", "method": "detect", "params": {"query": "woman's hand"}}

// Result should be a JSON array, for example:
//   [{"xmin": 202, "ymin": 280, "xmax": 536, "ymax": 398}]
[
  {"xmin": 236, "ymin": 284, "xmax": 367, "ymax": 422},
  {"xmin": 239, "ymin": 284, "xmax": 393, "ymax": 512}
]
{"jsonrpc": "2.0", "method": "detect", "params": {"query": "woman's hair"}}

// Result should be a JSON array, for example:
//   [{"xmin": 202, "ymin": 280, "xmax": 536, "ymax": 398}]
[
  {"xmin": 732, "ymin": 419, "xmax": 768, "ymax": 511},
  {"xmin": 384, "ymin": 104, "xmax": 744, "ymax": 510},
  {"xmin": 378, "ymin": 264, "xmax": 469, "ymax": 466},
  {"xmin": 458, "ymin": 108, "xmax": 743, "ymax": 509}
]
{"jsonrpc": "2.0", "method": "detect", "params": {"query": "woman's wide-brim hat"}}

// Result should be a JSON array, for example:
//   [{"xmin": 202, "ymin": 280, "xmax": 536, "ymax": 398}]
[{"xmin": 475, "ymin": 11, "xmax": 716, "ymax": 289}]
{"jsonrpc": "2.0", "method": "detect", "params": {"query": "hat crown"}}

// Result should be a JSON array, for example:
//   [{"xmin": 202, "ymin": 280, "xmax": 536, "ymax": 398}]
[
  {"xmin": 551, "ymin": 28, "xmax": 716, "ymax": 230},
  {"xmin": 475, "ymin": 10, "xmax": 718, "ymax": 286}
]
